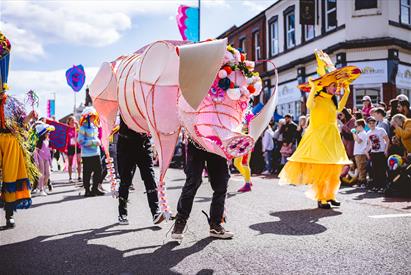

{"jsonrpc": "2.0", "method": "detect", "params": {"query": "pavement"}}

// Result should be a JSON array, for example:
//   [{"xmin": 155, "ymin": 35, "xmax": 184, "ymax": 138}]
[{"xmin": 0, "ymin": 168, "xmax": 410, "ymax": 275}]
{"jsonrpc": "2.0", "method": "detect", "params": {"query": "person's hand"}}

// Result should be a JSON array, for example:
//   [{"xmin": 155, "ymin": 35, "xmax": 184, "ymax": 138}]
[
  {"xmin": 27, "ymin": 110, "xmax": 38, "ymax": 120},
  {"xmin": 366, "ymin": 153, "xmax": 370, "ymax": 160}
]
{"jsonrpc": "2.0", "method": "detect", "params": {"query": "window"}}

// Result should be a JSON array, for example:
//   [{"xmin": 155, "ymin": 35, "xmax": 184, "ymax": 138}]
[
  {"xmin": 325, "ymin": 0, "xmax": 337, "ymax": 31},
  {"xmin": 354, "ymin": 87, "xmax": 381, "ymax": 109},
  {"xmin": 304, "ymin": 24, "xmax": 315, "ymax": 41},
  {"xmin": 253, "ymin": 31, "xmax": 261, "ymax": 60},
  {"xmin": 355, "ymin": 0, "xmax": 377, "ymax": 10},
  {"xmin": 269, "ymin": 18, "xmax": 279, "ymax": 56},
  {"xmin": 285, "ymin": 10, "xmax": 295, "ymax": 49},
  {"xmin": 239, "ymin": 38, "xmax": 246, "ymax": 53},
  {"xmin": 401, "ymin": 0, "xmax": 410, "ymax": 25}
]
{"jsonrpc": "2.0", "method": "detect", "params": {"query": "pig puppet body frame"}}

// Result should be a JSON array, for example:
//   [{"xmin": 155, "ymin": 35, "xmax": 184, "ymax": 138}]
[{"xmin": 90, "ymin": 39, "xmax": 278, "ymax": 219}]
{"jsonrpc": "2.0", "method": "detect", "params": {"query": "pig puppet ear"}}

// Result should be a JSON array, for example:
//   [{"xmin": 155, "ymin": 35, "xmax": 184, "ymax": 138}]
[{"xmin": 178, "ymin": 38, "xmax": 227, "ymax": 110}]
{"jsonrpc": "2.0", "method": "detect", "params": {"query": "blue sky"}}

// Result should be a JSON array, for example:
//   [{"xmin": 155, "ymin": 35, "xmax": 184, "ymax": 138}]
[{"xmin": 1, "ymin": 0, "xmax": 274, "ymax": 118}]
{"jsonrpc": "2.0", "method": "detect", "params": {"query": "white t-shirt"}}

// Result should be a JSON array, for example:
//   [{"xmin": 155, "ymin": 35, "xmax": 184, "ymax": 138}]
[
  {"xmin": 354, "ymin": 131, "xmax": 368, "ymax": 155},
  {"xmin": 367, "ymin": 127, "xmax": 388, "ymax": 153}
]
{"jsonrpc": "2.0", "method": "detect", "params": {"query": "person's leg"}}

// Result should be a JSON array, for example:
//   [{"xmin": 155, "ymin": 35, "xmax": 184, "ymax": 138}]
[
  {"xmin": 374, "ymin": 153, "xmax": 387, "ymax": 189},
  {"xmin": 91, "ymin": 155, "xmax": 103, "ymax": 194},
  {"xmin": 68, "ymin": 155, "xmax": 73, "ymax": 180},
  {"xmin": 117, "ymin": 137, "xmax": 137, "ymax": 217},
  {"xmin": 82, "ymin": 157, "xmax": 92, "ymax": 195},
  {"xmin": 206, "ymin": 152, "xmax": 230, "ymax": 225},
  {"xmin": 135, "ymin": 137, "xmax": 159, "ymax": 217},
  {"xmin": 176, "ymin": 143, "xmax": 205, "ymax": 221},
  {"xmin": 43, "ymin": 159, "xmax": 51, "ymax": 192},
  {"xmin": 76, "ymin": 153, "xmax": 82, "ymax": 179},
  {"xmin": 37, "ymin": 156, "xmax": 45, "ymax": 192}
]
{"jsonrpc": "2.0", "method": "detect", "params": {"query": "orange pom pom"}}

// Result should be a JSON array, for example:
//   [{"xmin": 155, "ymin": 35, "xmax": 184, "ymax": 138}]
[
  {"xmin": 224, "ymin": 66, "xmax": 232, "ymax": 75},
  {"xmin": 247, "ymin": 85, "xmax": 255, "ymax": 94},
  {"xmin": 230, "ymin": 82, "xmax": 235, "ymax": 89},
  {"xmin": 241, "ymin": 54, "xmax": 245, "ymax": 62}
]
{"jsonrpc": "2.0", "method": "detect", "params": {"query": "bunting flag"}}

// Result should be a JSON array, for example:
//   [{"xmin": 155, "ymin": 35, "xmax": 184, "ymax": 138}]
[
  {"xmin": 47, "ymin": 99, "xmax": 55, "ymax": 117},
  {"xmin": 176, "ymin": 5, "xmax": 199, "ymax": 42},
  {"xmin": 45, "ymin": 119, "xmax": 69, "ymax": 153}
]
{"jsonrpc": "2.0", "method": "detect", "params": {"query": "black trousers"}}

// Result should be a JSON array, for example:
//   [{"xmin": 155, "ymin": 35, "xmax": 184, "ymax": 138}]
[
  {"xmin": 370, "ymin": 152, "xmax": 387, "ymax": 188},
  {"xmin": 117, "ymin": 134, "xmax": 159, "ymax": 217},
  {"xmin": 82, "ymin": 155, "xmax": 102, "ymax": 191},
  {"xmin": 177, "ymin": 142, "xmax": 230, "ymax": 225}
]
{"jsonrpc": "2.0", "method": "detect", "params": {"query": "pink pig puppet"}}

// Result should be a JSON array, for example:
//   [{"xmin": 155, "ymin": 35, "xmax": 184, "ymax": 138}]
[{"xmin": 89, "ymin": 39, "xmax": 279, "ymax": 219}]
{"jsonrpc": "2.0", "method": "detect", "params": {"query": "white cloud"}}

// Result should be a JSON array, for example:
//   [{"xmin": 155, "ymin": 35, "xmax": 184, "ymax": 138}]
[
  {"xmin": 241, "ymin": 0, "xmax": 275, "ymax": 12},
  {"xmin": 7, "ymin": 67, "xmax": 99, "ymax": 119},
  {"xmin": 0, "ymin": 21, "xmax": 45, "ymax": 60}
]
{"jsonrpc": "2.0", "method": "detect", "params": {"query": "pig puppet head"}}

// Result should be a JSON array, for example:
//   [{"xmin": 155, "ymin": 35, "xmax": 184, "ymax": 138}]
[{"xmin": 178, "ymin": 43, "xmax": 263, "ymax": 159}]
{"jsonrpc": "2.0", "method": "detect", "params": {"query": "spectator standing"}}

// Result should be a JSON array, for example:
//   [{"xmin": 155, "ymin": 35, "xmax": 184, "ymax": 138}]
[
  {"xmin": 397, "ymin": 99, "xmax": 411, "ymax": 118},
  {"xmin": 340, "ymin": 108, "xmax": 356, "ymax": 159},
  {"xmin": 66, "ymin": 116, "xmax": 82, "ymax": 183},
  {"xmin": 374, "ymin": 107, "xmax": 391, "ymax": 137},
  {"xmin": 366, "ymin": 116, "xmax": 389, "ymax": 192},
  {"xmin": 391, "ymin": 114, "xmax": 411, "ymax": 154},
  {"xmin": 352, "ymin": 119, "xmax": 368, "ymax": 186},
  {"xmin": 296, "ymin": 115, "xmax": 307, "ymax": 145},
  {"xmin": 361, "ymin": 96, "xmax": 373, "ymax": 118},
  {"xmin": 261, "ymin": 122, "xmax": 275, "ymax": 175},
  {"xmin": 280, "ymin": 114, "xmax": 297, "ymax": 165}
]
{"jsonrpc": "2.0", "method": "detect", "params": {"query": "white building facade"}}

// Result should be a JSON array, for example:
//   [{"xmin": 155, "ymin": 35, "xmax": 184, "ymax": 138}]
[{"xmin": 264, "ymin": 0, "xmax": 411, "ymax": 118}]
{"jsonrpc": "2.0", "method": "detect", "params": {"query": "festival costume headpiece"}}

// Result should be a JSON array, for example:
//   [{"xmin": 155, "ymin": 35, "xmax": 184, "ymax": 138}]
[
  {"xmin": 298, "ymin": 49, "xmax": 361, "ymax": 93},
  {"xmin": 35, "ymin": 122, "xmax": 55, "ymax": 137},
  {"xmin": 0, "ymin": 32, "xmax": 11, "ymax": 91},
  {"xmin": 79, "ymin": 106, "xmax": 100, "ymax": 127}
]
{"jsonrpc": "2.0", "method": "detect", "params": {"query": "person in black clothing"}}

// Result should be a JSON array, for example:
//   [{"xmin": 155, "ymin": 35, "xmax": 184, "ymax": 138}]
[
  {"xmin": 117, "ymin": 117, "xmax": 165, "ymax": 225},
  {"xmin": 171, "ymin": 141, "xmax": 234, "ymax": 240}
]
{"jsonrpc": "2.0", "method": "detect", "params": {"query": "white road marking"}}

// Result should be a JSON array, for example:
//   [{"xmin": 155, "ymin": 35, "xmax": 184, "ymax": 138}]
[{"xmin": 369, "ymin": 213, "xmax": 411, "ymax": 219}]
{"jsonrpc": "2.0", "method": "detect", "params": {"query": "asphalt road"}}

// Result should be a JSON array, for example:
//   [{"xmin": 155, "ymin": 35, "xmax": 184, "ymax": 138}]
[{"xmin": 1, "ymin": 168, "xmax": 410, "ymax": 275}]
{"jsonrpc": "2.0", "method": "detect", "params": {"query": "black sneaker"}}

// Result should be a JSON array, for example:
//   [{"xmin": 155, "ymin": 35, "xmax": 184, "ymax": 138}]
[
  {"xmin": 318, "ymin": 201, "xmax": 331, "ymax": 209},
  {"xmin": 92, "ymin": 189, "xmax": 105, "ymax": 196},
  {"xmin": 48, "ymin": 181, "xmax": 53, "ymax": 192},
  {"xmin": 171, "ymin": 217, "xmax": 187, "ymax": 240},
  {"xmin": 209, "ymin": 223, "xmax": 234, "ymax": 239},
  {"xmin": 84, "ymin": 189, "xmax": 95, "ymax": 197},
  {"xmin": 328, "ymin": 199, "xmax": 341, "ymax": 206},
  {"xmin": 118, "ymin": 215, "xmax": 129, "ymax": 225},
  {"xmin": 153, "ymin": 212, "xmax": 165, "ymax": 225},
  {"xmin": 6, "ymin": 218, "xmax": 15, "ymax": 228}
]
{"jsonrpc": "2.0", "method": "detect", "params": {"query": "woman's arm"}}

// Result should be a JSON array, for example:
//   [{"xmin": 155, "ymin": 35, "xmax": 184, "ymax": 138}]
[
  {"xmin": 306, "ymin": 77, "xmax": 316, "ymax": 110},
  {"xmin": 337, "ymin": 83, "xmax": 350, "ymax": 112}
]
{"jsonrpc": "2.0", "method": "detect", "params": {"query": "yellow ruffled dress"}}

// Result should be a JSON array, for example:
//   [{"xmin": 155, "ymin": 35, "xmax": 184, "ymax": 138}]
[{"xmin": 279, "ymin": 85, "xmax": 351, "ymax": 201}]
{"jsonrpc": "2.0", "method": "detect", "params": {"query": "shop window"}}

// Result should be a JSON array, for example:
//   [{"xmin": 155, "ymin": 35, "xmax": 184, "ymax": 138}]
[
  {"xmin": 325, "ymin": 0, "xmax": 337, "ymax": 31},
  {"xmin": 354, "ymin": 87, "xmax": 381, "ymax": 109},
  {"xmin": 253, "ymin": 31, "xmax": 261, "ymax": 60},
  {"xmin": 355, "ymin": 0, "xmax": 377, "ymax": 10},
  {"xmin": 401, "ymin": 0, "xmax": 410, "ymax": 25},
  {"xmin": 269, "ymin": 18, "xmax": 279, "ymax": 56},
  {"xmin": 284, "ymin": 8, "xmax": 296, "ymax": 49},
  {"xmin": 397, "ymin": 88, "xmax": 411, "ymax": 100}
]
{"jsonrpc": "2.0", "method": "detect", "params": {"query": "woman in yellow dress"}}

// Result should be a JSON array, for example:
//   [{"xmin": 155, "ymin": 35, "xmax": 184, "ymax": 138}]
[{"xmin": 279, "ymin": 49, "xmax": 361, "ymax": 209}]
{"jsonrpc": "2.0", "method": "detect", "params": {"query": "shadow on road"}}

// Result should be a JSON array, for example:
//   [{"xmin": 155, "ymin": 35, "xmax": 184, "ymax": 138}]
[
  {"xmin": 0, "ymin": 224, "xmax": 214, "ymax": 274},
  {"xmin": 249, "ymin": 208, "xmax": 342, "ymax": 236},
  {"xmin": 29, "ymin": 194, "xmax": 96, "ymax": 209}
]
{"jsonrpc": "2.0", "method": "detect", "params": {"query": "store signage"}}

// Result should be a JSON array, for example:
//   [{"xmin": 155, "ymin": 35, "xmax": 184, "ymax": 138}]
[
  {"xmin": 396, "ymin": 64, "xmax": 411, "ymax": 89},
  {"xmin": 277, "ymin": 80, "xmax": 301, "ymax": 105},
  {"xmin": 300, "ymin": 0, "xmax": 316, "ymax": 25},
  {"xmin": 348, "ymin": 60, "xmax": 387, "ymax": 85}
]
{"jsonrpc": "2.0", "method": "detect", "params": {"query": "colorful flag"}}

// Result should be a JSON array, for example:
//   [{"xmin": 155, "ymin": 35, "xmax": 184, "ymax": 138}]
[
  {"xmin": 47, "ymin": 99, "xmax": 55, "ymax": 117},
  {"xmin": 66, "ymin": 65, "xmax": 86, "ymax": 92},
  {"xmin": 46, "ymin": 119, "xmax": 69, "ymax": 152},
  {"xmin": 176, "ymin": 5, "xmax": 199, "ymax": 42}
]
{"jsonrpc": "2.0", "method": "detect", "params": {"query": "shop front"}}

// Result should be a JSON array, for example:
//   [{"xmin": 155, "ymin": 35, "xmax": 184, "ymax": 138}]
[
  {"xmin": 396, "ymin": 63, "xmax": 411, "ymax": 98},
  {"xmin": 276, "ymin": 80, "xmax": 302, "ymax": 120}
]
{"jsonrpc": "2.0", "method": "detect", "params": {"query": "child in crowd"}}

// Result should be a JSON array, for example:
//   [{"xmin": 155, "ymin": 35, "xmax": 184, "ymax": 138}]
[
  {"xmin": 77, "ymin": 107, "xmax": 104, "ymax": 197},
  {"xmin": 33, "ymin": 122, "xmax": 55, "ymax": 196},
  {"xmin": 352, "ymin": 119, "xmax": 368, "ymax": 186},
  {"xmin": 366, "ymin": 116, "xmax": 390, "ymax": 192}
]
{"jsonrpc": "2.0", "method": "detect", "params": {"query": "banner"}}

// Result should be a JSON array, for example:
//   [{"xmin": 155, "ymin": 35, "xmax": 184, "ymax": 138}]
[
  {"xmin": 45, "ymin": 119, "xmax": 70, "ymax": 153},
  {"xmin": 176, "ymin": 5, "xmax": 200, "ymax": 42},
  {"xmin": 47, "ymin": 99, "xmax": 55, "ymax": 117}
]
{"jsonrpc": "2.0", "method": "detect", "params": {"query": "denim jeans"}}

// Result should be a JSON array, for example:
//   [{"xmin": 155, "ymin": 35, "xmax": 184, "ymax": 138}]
[{"xmin": 263, "ymin": 150, "xmax": 273, "ymax": 172}]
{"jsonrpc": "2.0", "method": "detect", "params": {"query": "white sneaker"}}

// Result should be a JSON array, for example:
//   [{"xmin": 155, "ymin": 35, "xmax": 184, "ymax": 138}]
[
  {"xmin": 118, "ymin": 215, "xmax": 129, "ymax": 225},
  {"xmin": 261, "ymin": 170, "xmax": 271, "ymax": 175},
  {"xmin": 31, "ymin": 189, "xmax": 39, "ymax": 194},
  {"xmin": 40, "ymin": 191, "xmax": 48, "ymax": 196}
]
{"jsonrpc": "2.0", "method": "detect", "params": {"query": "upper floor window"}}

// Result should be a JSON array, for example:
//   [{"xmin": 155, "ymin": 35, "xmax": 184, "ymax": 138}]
[
  {"xmin": 355, "ymin": 0, "xmax": 377, "ymax": 10},
  {"xmin": 239, "ymin": 37, "xmax": 246, "ymax": 53},
  {"xmin": 285, "ymin": 10, "xmax": 296, "ymax": 49},
  {"xmin": 269, "ymin": 18, "xmax": 279, "ymax": 56},
  {"xmin": 304, "ymin": 24, "xmax": 315, "ymax": 41},
  {"xmin": 401, "ymin": 0, "xmax": 410, "ymax": 25},
  {"xmin": 325, "ymin": 0, "xmax": 337, "ymax": 31},
  {"xmin": 253, "ymin": 31, "xmax": 261, "ymax": 60}
]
